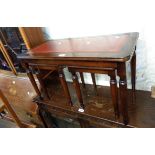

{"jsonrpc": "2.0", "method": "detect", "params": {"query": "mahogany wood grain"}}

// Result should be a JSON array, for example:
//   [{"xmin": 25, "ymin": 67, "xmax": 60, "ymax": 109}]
[
  {"xmin": 109, "ymin": 71, "xmax": 119, "ymax": 118},
  {"xmin": 18, "ymin": 32, "xmax": 138, "ymax": 62},
  {"xmin": 18, "ymin": 32, "xmax": 139, "ymax": 125},
  {"xmin": 58, "ymin": 68, "xmax": 73, "ymax": 106},
  {"xmin": 117, "ymin": 62, "xmax": 128, "ymax": 125}
]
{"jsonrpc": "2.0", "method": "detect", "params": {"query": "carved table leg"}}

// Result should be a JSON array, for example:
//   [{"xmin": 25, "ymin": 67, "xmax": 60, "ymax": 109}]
[
  {"xmin": 118, "ymin": 63, "xmax": 129, "ymax": 125},
  {"xmin": 23, "ymin": 63, "xmax": 42, "ymax": 98},
  {"xmin": 58, "ymin": 68, "xmax": 73, "ymax": 106},
  {"xmin": 109, "ymin": 71, "xmax": 119, "ymax": 118},
  {"xmin": 131, "ymin": 49, "xmax": 136, "ymax": 102},
  {"xmin": 79, "ymin": 72, "xmax": 85, "ymax": 87},
  {"xmin": 91, "ymin": 73, "xmax": 97, "ymax": 88},
  {"xmin": 71, "ymin": 71, "xmax": 84, "ymax": 108}
]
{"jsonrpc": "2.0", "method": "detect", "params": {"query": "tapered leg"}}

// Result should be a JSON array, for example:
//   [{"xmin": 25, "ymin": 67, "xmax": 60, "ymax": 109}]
[
  {"xmin": 109, "ymin": 71, "xmax": 119, "ymax": 118},
  {"xmin": 131, "ymin": 50, "xmax": 136, "ymax": 102},
  {"xmin": 79, "ymin": 72, "xmax": 85, "ymax": 87},
  {"xmin": 71, "ymin": 71, "xmax": 84, "ymax": 108},
  {"xmin": 58, "ymin": 69, "xmax": 73, "ymax": 106},
  {"xmin": 91, "ymin": 73, "xmax": 97, "ymax": 88},
  {"xmin": 23, "ymin": 63, "xmax": 41, "ymax": 98},
  {"xmin": 36, "ymin": 70, "xmax": 50, "ymax": 99},
  {"xmin": 37, "ymin": 107, "xmax": 48, "ymax": 128},
  {"xmin": 118, "ymin": 63, "xmax": 129, "ymax": 125}
]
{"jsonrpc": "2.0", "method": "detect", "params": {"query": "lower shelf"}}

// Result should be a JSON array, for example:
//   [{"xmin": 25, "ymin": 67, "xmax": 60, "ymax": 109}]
[{"xmin": 35, "ymin": 80, "xmax": 155, "ymax": 128}]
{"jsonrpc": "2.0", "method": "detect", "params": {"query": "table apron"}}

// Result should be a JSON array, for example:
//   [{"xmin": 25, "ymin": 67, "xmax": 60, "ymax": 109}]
[{"xmin": 22, "ymin": 59, "xmax": 118, "ymax": 69}]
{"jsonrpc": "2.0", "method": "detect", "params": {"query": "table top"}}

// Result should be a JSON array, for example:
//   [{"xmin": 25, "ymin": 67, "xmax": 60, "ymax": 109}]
[{"xmin": 18, "ymin": 32, "xmax": 139, "ymax": 62}]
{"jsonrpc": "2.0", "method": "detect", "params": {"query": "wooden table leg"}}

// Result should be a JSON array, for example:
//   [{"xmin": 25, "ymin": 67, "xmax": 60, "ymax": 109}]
[
  {"xmin": 23, "ymin": 63, "xmax": 42, "ymax": 98},
  {"xmin": 118, "ymin": 63, "xmax": 129, "ymax": 125},
  {"xmin": 71, "ymin": 71, "xmax": 84, "ymax": 108},
  {"xmin": 91, "ymin": 73, "xmax": 97, "ymax": 88},
  {"xmin": 131, "ymin": 50, "xmax": 136, "ymax": 102},
  {"xmin": 109, "ymin": 71, "xmax": 119, "ymax": 118},
  {"xmin": 58, "ymin": 68, "xmax": 73, "ymax": 106},
  {"xmin": 79, "ymin": 72, "xmax": 85, "ymax": 87},
  {"xmin": 36, "ymin": 70, "xmax": 50, "ymax": 99},
  {"xmin": 37, "ymin": 107, "xmax": 48, "ymax": 128}
]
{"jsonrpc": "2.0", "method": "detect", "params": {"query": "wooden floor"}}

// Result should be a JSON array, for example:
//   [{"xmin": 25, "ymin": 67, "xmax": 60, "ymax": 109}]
[
  {"xmin": 0, "ymin": 70, "xmax": 155, "ymax": 128},
  {"xmin": 0, "ymin": 70, "xmax": 42, "ymax": 127}
]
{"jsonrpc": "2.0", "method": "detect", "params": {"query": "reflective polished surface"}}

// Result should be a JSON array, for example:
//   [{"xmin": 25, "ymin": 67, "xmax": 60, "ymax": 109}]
[
  {"xmin": 19, "ymin": 32, "xmax": 139, "ymax": 61},
  {"xmin": 0, "ymin": 70, "xmax": 41, "ymax": 126}
]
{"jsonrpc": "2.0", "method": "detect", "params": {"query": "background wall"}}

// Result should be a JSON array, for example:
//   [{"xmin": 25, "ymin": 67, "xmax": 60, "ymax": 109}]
[{"xmin": 42, "ymin": 0, "xmax": 155, "ymax": 91}]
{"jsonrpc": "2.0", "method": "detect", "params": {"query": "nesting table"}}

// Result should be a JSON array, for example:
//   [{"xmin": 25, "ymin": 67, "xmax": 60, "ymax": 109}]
[{"xmin": 18, "ymin": 32, "xmax": 139, "ymax": 125}]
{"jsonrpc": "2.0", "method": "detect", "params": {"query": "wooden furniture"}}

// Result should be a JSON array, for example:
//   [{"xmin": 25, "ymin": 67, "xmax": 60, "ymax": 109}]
[
  {"xmin": 0, "ymin": 40, "xmax": 18, "ymax": 75},
  {"xmin": 0, "ymin": 27, "xmax": 47, "ymax": 75},
  {"xmin": 19, "ymin": 27, "xmax": 91, "ymax": 91},
  {"xmin": 0, "ymin": 89, "xmax": 35, "ymax": 128},
  {"xmin": 19, "ymin": 27, "xmax": 59, "ymax": 99},
  {"xmin": 0, "ymin": 27, "xmax": 27, "ymax": 74},
  {"xmin": 19, "ymin": 27, "xmax": 46, "ymax": 49},
  {"xmin": 68, "ymin": 67, "xmax": 118, "ymax": 115},
  {"xmin": 1, "ymin": 71, "xmax": 155, "ymax": 127},
  {"xmin": 19, "ymin": 27, "xmax": 96, "ymax": 87},
  {"xmin": 18, "ymin": 32, "xmax": 139, "ymax": 125}
]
